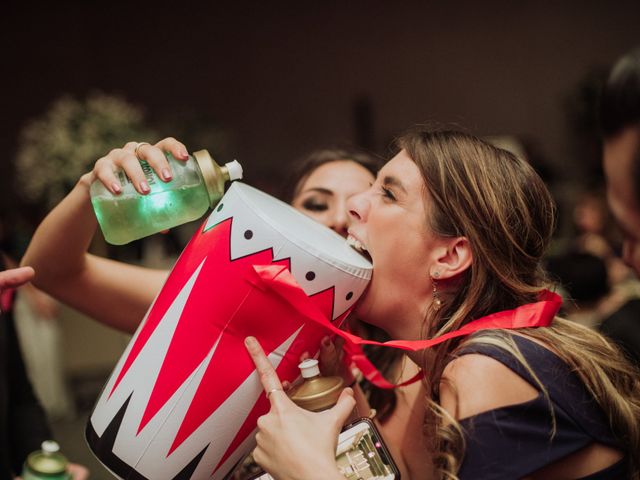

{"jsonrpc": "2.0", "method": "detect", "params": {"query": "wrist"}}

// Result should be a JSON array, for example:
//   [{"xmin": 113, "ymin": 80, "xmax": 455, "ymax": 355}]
[{"xmin": 77, "ymin": 172, "xmax": 95, "ymax": 192}]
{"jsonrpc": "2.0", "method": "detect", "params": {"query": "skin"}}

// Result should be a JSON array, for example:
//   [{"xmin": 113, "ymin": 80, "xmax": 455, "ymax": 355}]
[
  {"xmin": 291, "ymin": 160, "xmax": 375, "ymax": 238},
  {"xmin": 247, "ymin": 150, "xmax": 624, "ymax": 479},
  {"xmin": 603, "ymin": 126, "xmax": 640, "ymax": 274},
  {"xmin": 0, "ymin": 267, "xmax": 35, "ymax": 292}
]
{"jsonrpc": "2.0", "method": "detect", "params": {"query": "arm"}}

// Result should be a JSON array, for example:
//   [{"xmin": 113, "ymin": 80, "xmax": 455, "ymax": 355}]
[
  {"xmin": 245, "ymin": 336, "xmax": 353, "ymax": 480},
  {"xmin": 21, "ymin": 138, "xmax": 189, "ymax": 333}
]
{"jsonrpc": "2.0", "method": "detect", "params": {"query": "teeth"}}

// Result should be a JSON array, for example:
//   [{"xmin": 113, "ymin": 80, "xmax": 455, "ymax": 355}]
[{"xmin": 347, "ymin": 235, "xmax": 367, "ymax": 253}]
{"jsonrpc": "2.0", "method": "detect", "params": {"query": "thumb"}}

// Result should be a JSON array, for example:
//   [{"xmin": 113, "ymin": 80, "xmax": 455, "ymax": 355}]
[{"xmin": 330, "ymin": 388, "xmax": 356, "ymax": 426}]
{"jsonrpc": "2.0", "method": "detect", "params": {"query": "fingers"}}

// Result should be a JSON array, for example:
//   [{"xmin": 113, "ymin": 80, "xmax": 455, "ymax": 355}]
[
  {"xmin": 119, "ymin": 154, "xmax": 152, "ymax": 194},
  {"xmin": 245, "ymin": 336, "xmax": 284, "ymax": 403},
  {"xmin": 319, "ymin": 335, "xmax": 344, "ymax": 377},
  {"xmin": 92, "ymin": 137, "xmax": 189, "ymax": 196},
  {"xmin": 155, "ymin": 137, "xmax": 189, "ymax": 162},
  {"xmin": 135, "ymin": 141, "xmax": 173, "ymax": 182},
  {"xmin": 67, "ymin": 463, "xmax": 90, "ymax": 480},
  {"xmin": 0, "ymin": 266, "xmax": 35, "ymax": 291},
  {"xmin": 93, "ymin": 155, "xmax": 124, "ymax": 195},
  {"xmin": 331, "ymin": 388, "xmax": 356, "ymax": 426}
]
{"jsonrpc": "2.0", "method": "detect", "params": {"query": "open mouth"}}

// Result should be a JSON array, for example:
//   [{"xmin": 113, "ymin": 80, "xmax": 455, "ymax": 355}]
[{"xmin": 347, "ymin": 234, "xmax": 372, "ymax": 263}]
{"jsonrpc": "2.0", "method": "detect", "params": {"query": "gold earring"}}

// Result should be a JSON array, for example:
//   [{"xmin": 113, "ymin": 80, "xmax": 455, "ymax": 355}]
[{"xmin": 432, "ymin": 272, "xmax": 442, "ymax": 311}]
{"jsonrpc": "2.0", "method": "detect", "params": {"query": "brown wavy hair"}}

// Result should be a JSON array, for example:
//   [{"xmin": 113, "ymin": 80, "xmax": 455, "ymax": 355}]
[{"xmin": 398, "ymin": 128, "xmax": 640, "ymax": 479}]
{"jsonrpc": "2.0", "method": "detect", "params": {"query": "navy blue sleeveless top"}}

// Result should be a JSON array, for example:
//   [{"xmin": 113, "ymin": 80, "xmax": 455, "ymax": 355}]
[{"xmin": 454, "ymin": 334, "xmax": 629, "ymax": 479}]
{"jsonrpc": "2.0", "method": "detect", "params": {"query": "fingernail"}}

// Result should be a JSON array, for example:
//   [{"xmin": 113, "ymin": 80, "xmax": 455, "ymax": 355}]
[
  {"xmin": 322, "ymin": 336, "xmax": 331, "ymax": 347},
  {"xmin": 245, "ymin": 336, "xmax": 256, "ymax": 347},
  {"xmin": 180, "ymin": 149, "xmax": 189, "ymax": 160},
  {"xmin": 161, "ymin": 168, "xmax": 172, "ymax": 181},
  {"xmin": 111, "ymin": 182, "xmax": 121, "ymax": 194},
  {"xmin": 140, "ymin": 181, "xmax": 150, "ymax": 193}
]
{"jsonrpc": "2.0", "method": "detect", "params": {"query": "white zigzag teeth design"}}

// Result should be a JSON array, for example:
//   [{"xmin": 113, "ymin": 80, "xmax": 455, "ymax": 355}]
[
  {"xmin": 204, "ymin": 183, "xmax": 371, "ymax": 321},
  {"xmin": 176, "ymin": 327, "xmax": 302, "ymax": 480},
  {"xmin": 90, "ymin": 259, "xmax": 206, "ymax": 466},
  {"xmin": 91, "ymin": 254, "xmax": 303, "ymax": 479}
]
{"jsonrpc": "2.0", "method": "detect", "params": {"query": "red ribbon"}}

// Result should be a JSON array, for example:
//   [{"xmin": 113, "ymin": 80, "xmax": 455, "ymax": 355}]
[{"xmin": 251, "ymin": 264, "xmax": 562, "ymax": 389}]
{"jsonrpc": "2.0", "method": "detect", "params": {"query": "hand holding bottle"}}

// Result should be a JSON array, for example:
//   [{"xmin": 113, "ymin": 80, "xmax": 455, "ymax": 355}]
[
  {"xmin": 84, "ymin": 137, "xmax": 242, "ymax": 244},
  {"xmin": 245, "ymin": 336, "xmax": 354, "ymax": 480},
  {"xmin": 85, "ymin": 137, "xmax": 190, "ymax": 196}
]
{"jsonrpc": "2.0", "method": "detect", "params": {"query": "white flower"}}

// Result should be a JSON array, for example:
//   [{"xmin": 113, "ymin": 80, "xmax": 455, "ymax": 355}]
[{"xmin": 15, "ymin": 92, "xmax": 157, "ymax": 207}]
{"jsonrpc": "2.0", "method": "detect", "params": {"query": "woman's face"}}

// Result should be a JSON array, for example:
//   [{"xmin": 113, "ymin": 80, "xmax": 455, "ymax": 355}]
[
  {"xmin": 347, "ymin": 150, "xmax": 445, "ymax": 339},
  {"xmin": 291, "ymin": 160, "xmax": 375, "ymax": 238}
]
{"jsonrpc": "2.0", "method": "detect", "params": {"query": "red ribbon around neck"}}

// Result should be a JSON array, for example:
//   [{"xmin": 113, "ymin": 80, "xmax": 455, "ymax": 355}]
[{"xmin": 250, "ymin": 264, "xmax": 562, "ymax": 389}]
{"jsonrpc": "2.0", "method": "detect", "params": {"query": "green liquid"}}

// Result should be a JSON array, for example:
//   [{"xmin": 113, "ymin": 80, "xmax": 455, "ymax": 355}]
[{"xmin": 92, "ymin": 184, "xmax": 211, "ymax": 245}]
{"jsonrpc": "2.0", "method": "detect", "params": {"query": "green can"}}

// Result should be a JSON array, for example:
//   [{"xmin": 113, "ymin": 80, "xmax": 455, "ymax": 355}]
[{"xmin": 22, "ymin": 441, "xmax": 71, "ymax": 480}]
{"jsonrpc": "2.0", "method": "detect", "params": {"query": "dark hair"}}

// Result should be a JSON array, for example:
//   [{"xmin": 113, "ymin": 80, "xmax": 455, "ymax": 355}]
[
  {"xmin": 281, "ymin": 147, "xmax": 382, "ymax": 203},
  {"xmin": 600, "ymin": 47, "xmax": 640, "ymax": 138}
]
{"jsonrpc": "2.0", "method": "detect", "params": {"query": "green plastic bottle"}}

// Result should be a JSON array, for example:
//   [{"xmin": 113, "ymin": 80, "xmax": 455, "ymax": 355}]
[
  {"xmin": 22, "ymin": 441, "xmax": 72, "ymax": 480},
  {"xmin": 90, "ymin": 150, "xmax": 242, "ymax": 245}
]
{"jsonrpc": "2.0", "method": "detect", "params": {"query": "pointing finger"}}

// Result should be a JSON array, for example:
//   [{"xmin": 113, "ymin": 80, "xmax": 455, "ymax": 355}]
[{"xmin": 245, "ymin": 336, "xmax": 285, "ymax": 404}]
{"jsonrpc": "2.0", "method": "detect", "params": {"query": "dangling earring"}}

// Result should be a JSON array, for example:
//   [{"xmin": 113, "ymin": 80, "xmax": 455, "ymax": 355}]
[{"xmin": 432, "ymin": 271, "xmax": 443, "ymax": 311}]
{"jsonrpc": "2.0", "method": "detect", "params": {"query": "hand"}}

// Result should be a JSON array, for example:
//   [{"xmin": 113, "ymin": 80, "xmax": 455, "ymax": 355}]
[
  {"xmin": 68, "ymin": 463, "xmax": 89, "ymax": 480},
  {"xmin": 318, "ymin": 336, "xmax": 357, "ymax": 386},
  {"xmin": 0, "ymin": 266, "xmax": 35, "ymax": 293},
  {"xmin": 82, "ymin": 137, "xmax": 190, "ymax": 195},
  {"xmin": 245, "ymin": 336, "xmax": 353, "ymax": 480}
]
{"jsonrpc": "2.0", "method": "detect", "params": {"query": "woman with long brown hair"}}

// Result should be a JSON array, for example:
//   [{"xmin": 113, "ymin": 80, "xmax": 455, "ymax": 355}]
[{"xmin": 246, "ymin": 128, "xmax": 640, "ymax": 479}]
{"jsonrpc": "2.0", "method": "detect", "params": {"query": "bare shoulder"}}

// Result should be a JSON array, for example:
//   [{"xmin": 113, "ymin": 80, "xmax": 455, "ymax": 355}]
[{"xmin": 440, "ymin": 353, "xmax": 539, "ymax": 420}]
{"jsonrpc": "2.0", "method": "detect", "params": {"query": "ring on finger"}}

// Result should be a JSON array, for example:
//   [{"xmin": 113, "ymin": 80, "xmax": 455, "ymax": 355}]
[
  {"xmin": 266, "ymin": 388, "xmax": 283, "ymax": 399},
  {"xmin": 134, "ymin": 142, "xmax": 151, "ymax": 161}
]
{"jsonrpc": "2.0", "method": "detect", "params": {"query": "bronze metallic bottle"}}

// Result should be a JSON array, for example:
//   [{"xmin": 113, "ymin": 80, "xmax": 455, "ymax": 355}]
[{"xmin": 288, "ymin": 359, "xmax": 344, "ymax": 411}]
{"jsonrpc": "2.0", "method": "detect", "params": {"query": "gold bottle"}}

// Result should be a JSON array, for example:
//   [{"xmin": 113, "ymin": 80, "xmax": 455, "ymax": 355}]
[{"xmin": 288, "ymin": 359, "xmax": 344, "ymax": 412}]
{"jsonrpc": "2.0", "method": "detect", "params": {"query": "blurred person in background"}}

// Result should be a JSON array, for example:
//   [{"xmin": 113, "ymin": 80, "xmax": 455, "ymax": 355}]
[
  {"xmin": 546, "ymin": 251, "xmax": 616, "ymax": 329},
  {"xmin": 0, "ymin": 263, "xmax": 88, "ymax": 479},
  {"xmin": 600, "ymin": 46, "xmax": 640, "ymax": 371},
  {"xmin": 571, "ymin": 188, "xmax": 634, "ymax": 285}
]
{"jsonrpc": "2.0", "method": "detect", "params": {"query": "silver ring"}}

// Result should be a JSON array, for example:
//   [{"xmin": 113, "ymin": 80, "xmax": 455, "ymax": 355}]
[
  {"xmin": 134, "ymin": 142, "xmax": 151, "ymax": 161},
  {"xmin": 266, "ymin": 388, "xmax": 283, "ymax": 399}
]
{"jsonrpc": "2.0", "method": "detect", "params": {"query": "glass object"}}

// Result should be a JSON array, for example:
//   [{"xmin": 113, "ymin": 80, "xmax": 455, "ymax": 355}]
[
  {"xmin": 90, "ymin": 150, "xmax": 242, "ymax": 245},
  {"xmin": 22, "ymin": 441, "xmax": 72, "ymax": 480}
]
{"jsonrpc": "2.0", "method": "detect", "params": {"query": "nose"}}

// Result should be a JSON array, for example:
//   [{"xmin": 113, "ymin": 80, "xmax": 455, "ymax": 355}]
[
  {"xmin": 329, "ymin": 207, "xmax": 349, "ymax": 238},
  {"xmin": 347, "ymin": 190, "xmax": 369, "ymax": 224}
]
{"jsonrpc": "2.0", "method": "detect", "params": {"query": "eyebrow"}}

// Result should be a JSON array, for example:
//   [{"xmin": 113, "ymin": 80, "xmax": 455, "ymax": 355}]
[
  {"xmin": 301, "ymin": 187, "xmax": 333, "ymax": 196},
  {"xmin": 382, "ymin": 175, "xmax": 407, "ymax": 194}
]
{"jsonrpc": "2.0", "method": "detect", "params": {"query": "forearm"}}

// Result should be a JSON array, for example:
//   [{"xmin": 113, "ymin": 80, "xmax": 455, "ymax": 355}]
[
  {"xmin": 21, "ymin": 175, "xmax": 167, "ymax": 332},
  {"xmin": 21, "ymin": 174, "xmax": 97, "ymax": 288}
]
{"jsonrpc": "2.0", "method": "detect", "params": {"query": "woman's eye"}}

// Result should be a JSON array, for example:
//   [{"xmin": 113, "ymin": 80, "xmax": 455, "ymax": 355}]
[
  {"xmin": 380, "ymin": 186, "xmax": 396, "ymax": 201},
  {"xmin": 302, "ymin": 199, "xmax": 328, "ymax": 212}
]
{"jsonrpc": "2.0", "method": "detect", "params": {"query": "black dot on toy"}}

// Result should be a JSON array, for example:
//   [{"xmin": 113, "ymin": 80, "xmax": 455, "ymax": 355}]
[
  {"xmin": 305, "ymin": 271, "xmax": 315, "ymax": 281},
  {"xmin": 216, "ymin": 203, "xmax": 224, "ymax": 212},
  {"xmin": 244, "ymin": 230, "xmax": 253, "ymax": 240},
  {"xmin": 346, "ymin": 291, "xmax": 353, "ymax": 300}
]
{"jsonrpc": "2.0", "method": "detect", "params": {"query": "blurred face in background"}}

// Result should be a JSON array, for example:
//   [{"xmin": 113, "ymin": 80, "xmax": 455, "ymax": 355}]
[
  {"xmin": 603, "ymin": 127, "xmax": 640, "ymax": 273},
  {"xmin": 291, "ymin": 160, "xmax": 375, "ymax": 237}
]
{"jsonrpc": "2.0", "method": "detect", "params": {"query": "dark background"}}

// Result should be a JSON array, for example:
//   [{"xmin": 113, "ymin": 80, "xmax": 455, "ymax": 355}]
[{"xmin": 2, "ymin": 1, "xmax": 639, "ymax": 217}]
